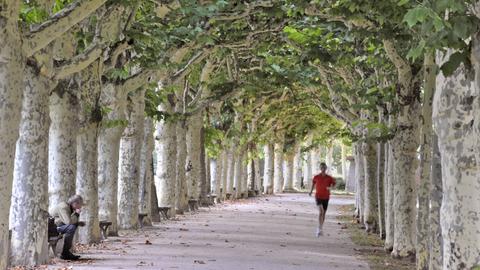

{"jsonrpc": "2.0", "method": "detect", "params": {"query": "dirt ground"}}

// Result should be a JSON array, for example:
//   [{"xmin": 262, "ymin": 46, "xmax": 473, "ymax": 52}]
[{"xmin": 49, "ymin": 193, "xmax": 370, "ymax": 270}]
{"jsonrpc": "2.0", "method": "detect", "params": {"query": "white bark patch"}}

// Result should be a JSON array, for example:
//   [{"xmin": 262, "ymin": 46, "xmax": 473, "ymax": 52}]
[
  {"xmin": 226, "ymin": 146, "xmax": 236, "ymax": 195},
  {"xmin": 284, "ymin": 152, "xmax": 294, "ymax": 191},
  {"xmin": 363, "ymin": 141, "xmax": 378, "ymax": 232},
  {"xmin": 303, "ymin": 151, "xmax": 313, "ymax": 190},
  {"xmin": 138, "ymin": 117, "xmax": 154, "ymax": 226},
  {"xmin": 263, "ymin": 144, "xmax": 274, "ymax": 194},
  {"xmin": 273, "ymin": 142, "xmax": 284, "ymax": 194},
  {"xmin": 384, "ymin": 143, "xmax": 395, "ymax": 251},
  {"xmin": 186, "ymin": 112, "xmax": 203, "ymax": 200},
  {"xmin": 433, "ymin": 51, "xmax": 480, "ymax": 269},
  {"xmin": 49, "ymin": 87, "xmax": 78, "ymax": 213},
  {"xmin": 0, "ymin": 6, "xmax": 24, "ymax": 267},
  {"xmin": 176, "ymin": 120, "xmax": 188, "ymax": 212},
  {"xmin": 98, "ymin": 83, "xmax": 127, "ymax": 235},
  {"xmin": 76, "ymin": 63, "xmax": 102, "ymax": 244},
  {"xmin": 154, "ymin": 102, "xmax": 177, "ymax": 217},
  {"xmin": 354, "ymin": 144, "xmax": 365, "ymax": 222},
  {"xmin": 293, "ymin": 148, "xmax": 303, "ymax": 191},
  {"xmin": 391, "ymin": 100, "xmax": 420, "ymax": 258},
  {"xmin": 118, "ymin": 89, "xmax": 145, "ymax": 229},
  {"xmin": 10, "ymin": 69, "xmax": 50, "ymax": 266}
]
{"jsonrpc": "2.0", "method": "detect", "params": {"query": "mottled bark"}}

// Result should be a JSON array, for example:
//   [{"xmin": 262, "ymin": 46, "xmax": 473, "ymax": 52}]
[
  {"xmin": 303, "ymin": 151, "xmax": 313, "ymax": 189},
  {"xmin": 220, "ymin": 150, "xmax": 229, "ymax": 199},
  {"xmin": 346, "ymin": 158, "xmax": 356, "ymax": 192},
  {"xmin": 97, "ymin": 83, "xmax": 127, "ymax": 235},
  {"xmin": 139, "ymin": 118, "xmax": 154, "ymax": 226},
  {"xmin": 384, "ymin": 142, "xmax": 395, "ymax": 251},
  {"xmin": 273, "ymin": 142, "xmax": 284, "ymax": 194},
  {"xmin": 0, "ymin": 2, "xmax": 23, "ymax": 266},
  {"xmin": 433, "ymin": 50, "xmax": 480, "ymax": 269},
  {"xmin": 233, "ymin": 147, "xmax": 244, "ymax": 198},
  {"xmin": 284, "ymin": 152, "xmax": 294, "ymax": 191},
  {"xmin": 186, "ymin": 112, "xmax": 203, "ymax": 200},
  {"xmin": 354, "ymin": 143, "xmax": 365, "ymax": 222},
  {"xmin": 211, "ymin": 159, "xmax": 219, "ymax": 195},
  {"xmin": 363, "ymin": 140, "xmax": 378, "ymax": 232},
  {"xmin": 263, "ymin": 144, "xmax": 274, "ymax": 194},
  {"xmin": 176, "ymin": 119, "xmax": 188, "ymax": 212},
  {"xmin": 416, "ymin": 51, "xmax": 435, "ymax": 270},
  {"xmin": 154, "ymin": 101, "xmax": 177, "ymax": 217},
  {"xmin": 118, "ymin": 89, "xmax": 145, "ymax": 229},
  {"xmin": 391, "ymin": 104, "xmax": 420, "ymax": 258},
  {"xmin": 326, "ymin": 146, "xmax": 334, "ymax": 172},
  {"xmin": 49, "ymin": 85, "xmax": 78, "ymax": 212},
  {"xmin": 377, "ymin": 142, "xmax": 385, "ymax": 238},
  {"xmin": 429, "ymin": 134, "xmax": 443, "ymax": 270},
  {"xmin": 10, "ymin": 68, "xmax": 50, "ymax": 266},
  {"xmin": 293, "ymin": 148, "xmax": 303, "ymax": 191},
  {"xmin": 150, "ymin": 182, "xmax": 161, "ymax": 222},
  {"xmin": 75, "ymin": 63, "xmax": 102, "ymax": 244},
  {"xmin": 225, "ymin": 146, "xmax": 237, "ymax": 196}
]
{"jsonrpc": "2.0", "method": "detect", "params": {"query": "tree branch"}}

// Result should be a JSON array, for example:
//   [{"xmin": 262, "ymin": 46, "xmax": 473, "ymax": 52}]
[
  {"xmin": 382, "ymin": 39, "xmax": 412, "ymax": 86},
  {"xmin": 54, "ymin": 42, "xmax": 104, "ymax": 80},
  {"xmin": 23, "ymin": 0, "xmax": 108, "ymax": 57},
  {"xmin": 214, "ymin": 1, "xmax": 273, "ymax": 21}
]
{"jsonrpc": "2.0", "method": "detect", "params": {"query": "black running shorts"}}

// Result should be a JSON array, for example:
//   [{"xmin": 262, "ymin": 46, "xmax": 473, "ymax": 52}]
[{"xmin": 315, "ymin": 198, "xmax": 329, "ymax": 211}]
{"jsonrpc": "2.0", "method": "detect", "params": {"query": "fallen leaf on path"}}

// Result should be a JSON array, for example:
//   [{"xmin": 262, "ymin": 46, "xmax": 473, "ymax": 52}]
[
  {"xmin": 179, "ymin": 228, "xmax": 189, "ymax": 231},
  {"xmin": 145, "ymin": 240, "xmax": 152, "ymax": 245},
  {"xmin": 280, "ymin": 244, "xmax": 287, "ymax": 247},
  {"xmin": 194, "ymin": 260, "xmax": 206, "ymax": 264}
]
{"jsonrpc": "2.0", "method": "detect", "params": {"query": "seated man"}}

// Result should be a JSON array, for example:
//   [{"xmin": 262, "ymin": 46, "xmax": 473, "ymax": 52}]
[{"xmin": 50, "ymin": 194, "xmax": 85, "ymax": 260}]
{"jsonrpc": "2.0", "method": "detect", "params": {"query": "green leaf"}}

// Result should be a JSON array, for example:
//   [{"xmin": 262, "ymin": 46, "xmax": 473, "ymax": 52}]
[
  {"xmin": 440, "ymin": 51, "xmax": 468, "ymax": 76},
  {"xmin": 397, "ymin": 0, "xmax": 409, "ymax": 6},
  {"xmin": 406, "ymin": 40, "xmax": 425, "ymax": 61},
  {"xmin": 403, "ymin": 6, "xmax": 430, "ymax": 27}
]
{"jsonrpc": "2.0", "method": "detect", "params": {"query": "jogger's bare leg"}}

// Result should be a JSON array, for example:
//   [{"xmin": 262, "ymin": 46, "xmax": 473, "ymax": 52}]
[{"xmin": 318, "ymin": 206, "xmax": 325, "ymax": 229}]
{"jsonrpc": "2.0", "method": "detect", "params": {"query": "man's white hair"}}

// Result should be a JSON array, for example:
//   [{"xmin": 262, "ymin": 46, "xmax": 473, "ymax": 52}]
[{"xmin": 67, "ymin": 194, "xmax": 83, "ymax": 205}]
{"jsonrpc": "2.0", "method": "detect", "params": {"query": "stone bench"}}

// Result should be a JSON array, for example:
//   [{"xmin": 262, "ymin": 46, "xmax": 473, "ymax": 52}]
[
  {"xmin": 99, "ymin": 221, "xmax": 112, "ymax": 240},
  {"xmin": 248, "ymin": 190, "xmax": 256, "ymax": 197},
  {"xmin": 158, "ymin": 207, "xmax": 171, "ymax": 221},
  {"xmin": 188, "ymin": 199, "xmax": 199, "ymax": 212},
  {"xmin": 138, "ymin": 213, "xmax": 148, "ymax": 228}
]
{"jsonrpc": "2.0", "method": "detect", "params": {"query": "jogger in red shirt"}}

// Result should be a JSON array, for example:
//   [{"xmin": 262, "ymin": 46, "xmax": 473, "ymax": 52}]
[{"xmin": 309, "ymin": 162, "xmax": 335, "ymax": 237}]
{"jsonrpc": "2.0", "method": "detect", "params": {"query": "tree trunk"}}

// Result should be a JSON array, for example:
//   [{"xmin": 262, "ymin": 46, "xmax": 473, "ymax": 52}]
[
  {"xmin": 118, "ymin": 88, "xmax": 145, "ymax": 229},
  {"xmin": 176, "ymin": 119, "xmax": 188, "ymax": 212},
  {"xmin": 263, "ymin": 144, "xmax": 274, "ymax": 194},
  {"xmin": 150, "ymin": 182, "xmax": 161, "ymax": 222},
  {"xmin": 311, "ymin": 147, "xmax": 322, "ymax": 176},
  {"xmin": 377, "ymin": 142, "xmax": 385, "ymax": 238},
  {"xmin": 416, "ymin": 51, "xmax": 435, "ymax": 270},
  {"xmin": 284, "ymin": 152, "xmax": 294, "ymax": 191},
  {"xmin": 233, "ymin": 148, "xmax": 243, "ymax": 198},
  {"xmin": 273, "ymin": 142, "xmax": 284, "ymax": 194},
  {"xmin": 49, "ymin": 85, "xmax": 78, "ymax": 213},
  {"xmin": 326, "ymin": 146, "xmax": 334, "ymax": 172},
  {"xmin": 186, "ymin": 112, "xmax": 202, "ymax": 201},
  {"xmin": 429, "ymin": 134, "xmax": 443, "ymax": 270},
  {"xmin": 97, "ymin": 83, "xmax": 127, "ymax": 235},
  {"xmin": 10, "ymin": 69, "xmax": 50, "ymax": 266},
  {"xmin": 433, "ymin": 50, "xmax": 479, "ymax": 269},
  {"xmin": 363, "ymin": 140, "xmax": 378, "ymax": 232},
  {"xmin": 303, "ymin": 150, "xmax": 313, "ymax": 189},
  {"xmin": 384, "ymin": 142, "xmax": 395, "ymax": 251},
  {"xmin": 203, "ymin": 141, "xmax": 210, "ymax": 197},
  {"xmin": 241, "ymin": 153, "xmax": 248, "ymax": 197},
  {"xmin": 346, "ymin": 158, "xmax": 356, "ymax": 192},
  {"xmin": 212, "ymin": 152, "xmax": 223, "ymax": 196},
  {"xmin": 391, "ymin": 102, "xmax": 420, "ymax": 258},
  {"xmin": 341, "ymin": 144, "xmax": 348, "ymax": 183},
  {"xmin": 293, "ymin": 147, "xmax": 303, "ymax": 190},
  {"xmin": 0, "ymin": 4, "xmax": 24, "ymax": 266},
  {"xmin": 220, "ymin": 150, "xmax": 228, "ymax": 200},
  {"xmin": 76, "ymin": 63, "xmax": 102, "ymax": 244},
  {"xmin": 354, "ymin": 143, "xmax": 365, "ymax": 222},
  {"xmin": 154, "ymin": 101, "xmax": 177, "ymax": 217},
  {"xmin": 254, "ymin": 156, "xmax": 262, "ymax": 193},
  {"xmin": 225, "ymin": 146, "xmax": 236, "ymax": 197},
  {"xmin": 138, "ymin": 117, "xmax": 154, "ymax": 226}
]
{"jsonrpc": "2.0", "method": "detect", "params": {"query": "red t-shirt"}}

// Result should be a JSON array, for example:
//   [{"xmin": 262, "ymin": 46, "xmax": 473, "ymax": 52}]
[{"xmin": 312, "ymin": 174, "xmax": 336, "ymax": 199}]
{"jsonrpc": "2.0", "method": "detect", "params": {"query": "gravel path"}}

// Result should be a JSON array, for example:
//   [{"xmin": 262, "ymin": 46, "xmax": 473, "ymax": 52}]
[{"xmin": 51, "ymin": 193, "xmax": 369, "ymax": 270}]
